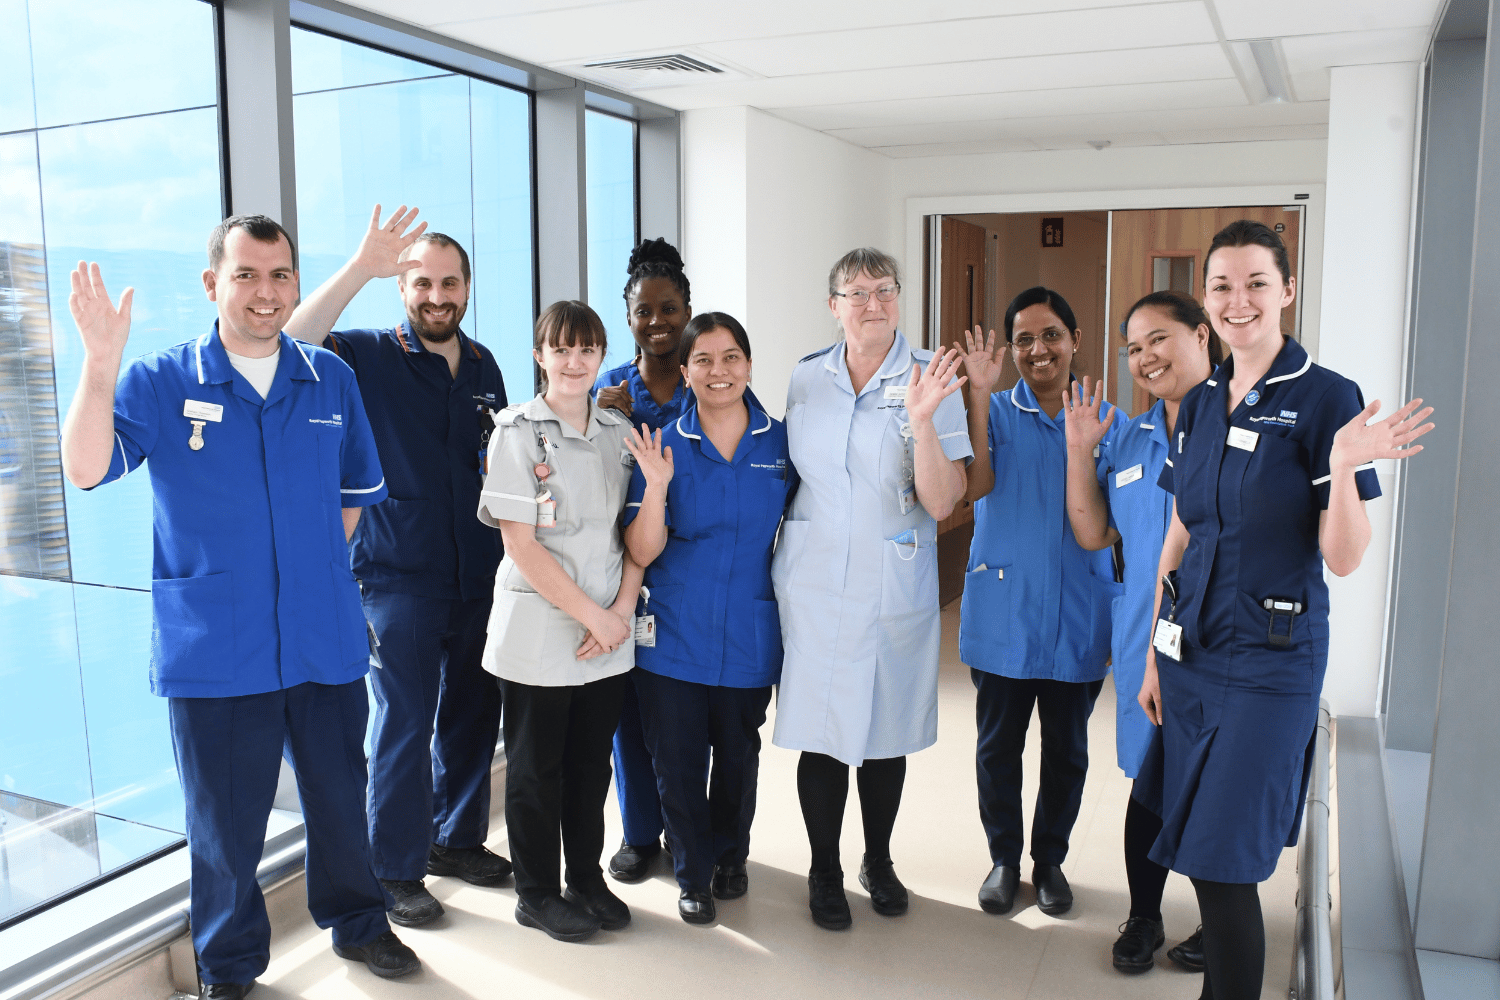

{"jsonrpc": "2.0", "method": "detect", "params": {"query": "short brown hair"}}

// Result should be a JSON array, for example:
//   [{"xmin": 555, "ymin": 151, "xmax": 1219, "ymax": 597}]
[
  {"xmin": 398, "ymin": 232, "xmax": 471, "ymax": 285},
  {"xmin": 534, "ymin": 300, "xmax": 607, "ymax": 353},
  {"xmin": 208, "ymin": 214, "xmax": 297, "ymax": 273}
]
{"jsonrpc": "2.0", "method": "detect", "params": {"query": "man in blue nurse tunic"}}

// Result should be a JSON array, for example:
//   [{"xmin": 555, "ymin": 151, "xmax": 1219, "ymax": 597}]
[
  {"xmin": 59, "ymin": 216, "xmax": 420, "ymax": 999},
  {"xmin": 285, "ymin": 207, "xmax": 511, "ymax": 929}
]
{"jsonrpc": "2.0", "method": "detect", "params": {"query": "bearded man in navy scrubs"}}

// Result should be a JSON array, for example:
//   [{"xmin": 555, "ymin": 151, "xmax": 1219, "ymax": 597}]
[
  {"xmin": 60, "ymin": 216, "xmax": 420, "ymax": 998},
  {"xmin": 285, "ymin": 206, "xmax": 510, "ymax": 928}
]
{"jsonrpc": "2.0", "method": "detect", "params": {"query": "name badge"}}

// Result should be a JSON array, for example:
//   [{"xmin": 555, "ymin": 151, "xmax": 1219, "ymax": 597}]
[
  {"xmin": 633, "ymin": 615, "xmax": 656, "ymax": 647},
  {"xmin": 1115, "ymin": 464, "xmax": 1143, "ymax": 489},
  {"xmin": 1153, "ymin": 618, "xmax": 1183, "ymax": 661},
  {"xmin": 183, "ymin": 400, "xmax": 223, "ymax": 422},
  {"xmin": 884, "ymin": 385, "xmax": 908, "ymax": 401},
  {"xmin": 1226, "ymin": 426, "xmax": 1259, "ymax": 452}
]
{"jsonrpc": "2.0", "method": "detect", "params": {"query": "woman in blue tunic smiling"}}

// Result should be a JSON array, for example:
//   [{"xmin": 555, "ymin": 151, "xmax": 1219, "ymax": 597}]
[
  {"xmin": 1062, "ymin": 290, "xmax": 1220, "ymax": 975},
  {"xmin": 1138, "ymin": 221, "xmax": 1434, "ymax": 999}
]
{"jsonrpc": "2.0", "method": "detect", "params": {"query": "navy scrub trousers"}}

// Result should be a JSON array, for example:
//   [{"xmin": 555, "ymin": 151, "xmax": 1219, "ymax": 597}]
[
  {"xmin": 169, "ymin": 681, "xmax": 388, "ymax": 986},
  {"xmin": 363, "ymin": 590, "xmax": 498, "ymax": 878}
]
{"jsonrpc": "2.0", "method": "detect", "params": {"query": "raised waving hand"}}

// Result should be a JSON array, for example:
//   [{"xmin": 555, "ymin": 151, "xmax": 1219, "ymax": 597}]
[
  {"xmin": 1062, "ymin": 375, "xmax": 1116, "ymax": 454},
  {"xmin": 906, "ymin": 347, "xmax": 967, "ymax": 425},
  {"xmin": 955, "ymin": 325, "xmax": 1002, "ymax": 397},
  {"xmin": 69, "ymin": 261, "xmax": 133, "ymax": 359}
]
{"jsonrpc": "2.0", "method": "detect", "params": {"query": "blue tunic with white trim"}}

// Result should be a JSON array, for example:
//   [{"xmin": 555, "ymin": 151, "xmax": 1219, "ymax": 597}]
[
  {"xmin": 1135, "ymin": 336, "xmax": 1381, "ymax": 883},
  {"xmin": 772, "ymin": 330, "xmax": 973, "ymax": 765},
  {"xmin": 93, "ymin": 323, "xmax": 388, "ymax": 698},
  {"xmin": 593, "ymin": 358, "xmax": 690, "ymax": 433}
]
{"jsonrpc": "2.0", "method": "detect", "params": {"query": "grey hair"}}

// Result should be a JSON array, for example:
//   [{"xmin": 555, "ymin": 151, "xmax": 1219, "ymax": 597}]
[{"xmin": 827, "ymin": 247, "xmax": 900, "ymax": 299}]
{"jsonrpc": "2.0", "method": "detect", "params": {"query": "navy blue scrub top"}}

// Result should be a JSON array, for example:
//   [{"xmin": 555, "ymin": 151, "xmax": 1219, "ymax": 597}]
[
  {"xmin": 623, "ymin": 389, "xmax": 792, "ymax": 688},
  {"xmin": 594, "ymin": 358, "xmax": 690, "ymax": 433},
  {"xmin": 325, "ymin": 320, "xmax": 506, "ymax": 601},
  {"xmin": 960, "ymin": 378, "xmax": 1123, "ymax": 683},
  {"xmin": 93, "ymin": 324, "xmax": 388, "ymax": 698},
  {"xmin": 1160, "ymin": 337, "xmax": 1381, "ymax": 652}
]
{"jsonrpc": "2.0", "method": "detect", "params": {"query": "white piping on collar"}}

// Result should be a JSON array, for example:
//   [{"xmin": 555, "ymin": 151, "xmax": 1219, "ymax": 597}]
[
  {"xmin": 675, "ymin": 413, "xmax": 701, "ymax": 441},
  {"xmin": 195, "ymin": 332, "xmax": 210, "ymax": 384},
  {"xmin": 750, "ymin": 408, "xmax": 771, "ymax": 435},
  {"xmin": 1009, "ymin": 389, "xmax": 1040, "ymax": 414},
  {"xmin": 294, "ymin": 340, "xmax": 320, "ymax": 380},
  {"xmin": 1265, "ymin": 354, "xmax": 1312, "ymax": 384}
]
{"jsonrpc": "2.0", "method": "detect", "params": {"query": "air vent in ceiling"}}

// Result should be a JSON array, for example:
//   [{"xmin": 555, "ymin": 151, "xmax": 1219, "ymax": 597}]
[{"xmin": 585, "ymin": 53, "xmax": 724, "ymax": 74}]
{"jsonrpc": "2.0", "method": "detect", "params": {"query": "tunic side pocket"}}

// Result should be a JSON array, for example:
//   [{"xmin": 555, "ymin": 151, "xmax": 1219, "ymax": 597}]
[
  {"xmin": 482, "ymin": 590, "xmax": 551, "ymax": 680},
  {"xmin": 151, "ymin": 572, "xmax": 237, "ymax": 684},
  {"xmin": 958, "ymin": 565, "xmax": 1011, "ymax": 661}
]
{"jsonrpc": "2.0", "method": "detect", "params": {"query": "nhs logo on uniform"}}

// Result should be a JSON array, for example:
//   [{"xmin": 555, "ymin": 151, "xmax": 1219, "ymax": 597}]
[
  {"xmin": 1280, "ymin": 410, "xmax": 1298, "ymax": 420},
  {"xmin": 309, "ymin": 413, "xmax": 343, "ymax": 426}
]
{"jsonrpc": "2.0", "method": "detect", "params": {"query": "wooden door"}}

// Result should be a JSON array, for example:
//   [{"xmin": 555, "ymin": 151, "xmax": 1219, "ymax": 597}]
[
  {"xmin": 935, "ymin": 218, "xmax": 987, "ymax": 605},
  {"xmin": 1107, "ymin": 206, "xmax": 1302, "ymax": 415}
]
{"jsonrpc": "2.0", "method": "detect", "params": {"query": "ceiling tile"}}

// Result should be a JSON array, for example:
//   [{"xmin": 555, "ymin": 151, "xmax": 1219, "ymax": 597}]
[
  {"xmin": 1280, "ymin": 25, "xmax": 1430, "ymax": 70},
  {"xmin": 1158, "ymin": 123, "xmax": 1329, "ymax": 143},
  {"xmin": 1214, "ymin": 0, "xmax": 1442, "ymax": 39}
]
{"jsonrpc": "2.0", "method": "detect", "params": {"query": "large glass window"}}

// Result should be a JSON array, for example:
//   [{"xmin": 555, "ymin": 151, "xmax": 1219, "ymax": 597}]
[
  {"xmin": 291, "ymin": 27, "xmax": 535, "ymax": 397},
  {"xmin": 585, "ymin": 109, "xmax": 638, "ymax": 376},
  {"xmin": 0, "ymin": 0, "xmax": 220, "ymax": 927}
]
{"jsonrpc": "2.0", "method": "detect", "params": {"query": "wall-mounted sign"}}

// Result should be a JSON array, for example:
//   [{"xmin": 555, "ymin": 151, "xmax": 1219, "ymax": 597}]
[
  {"xmin": 1042, "ymin": 217, "xmax": 1064, "ymax": 247},
  {"xmin": 1274, "ymin": 222, "xmax": 1286, "ymax": 233}
]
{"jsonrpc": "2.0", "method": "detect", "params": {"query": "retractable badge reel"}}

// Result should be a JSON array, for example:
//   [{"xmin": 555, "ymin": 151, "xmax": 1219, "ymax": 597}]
[
  {"xmin": 897, "ymin": 422, "xmax": 917, "ymax": 515},
  {"xmin": 634, "ymin": 586, "xmax": 656, "ymax": 647},
  {"xmin": 1152, "ymin": 573, "xmax": 1184, "ymax": 661}
]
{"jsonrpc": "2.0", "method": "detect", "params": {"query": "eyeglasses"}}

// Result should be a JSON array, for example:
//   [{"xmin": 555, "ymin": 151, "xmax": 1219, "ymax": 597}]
[
  {"xmin": 832, "ymin": 283, "xmax": 900, "ymax": 306},
  {"xmin": 1012, "ymin": 329, "xmax": 1068, "ymax": 351}
]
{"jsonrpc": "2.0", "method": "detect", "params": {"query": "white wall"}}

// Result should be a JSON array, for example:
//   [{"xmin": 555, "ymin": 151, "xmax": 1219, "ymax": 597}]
[
  {"xmin": 1317, "ymin": 62, "xmax": 1422, "ymax": 719},
  {"xmin": 683, "ymin": 107, "xmax": 895, "ymax": 415}
]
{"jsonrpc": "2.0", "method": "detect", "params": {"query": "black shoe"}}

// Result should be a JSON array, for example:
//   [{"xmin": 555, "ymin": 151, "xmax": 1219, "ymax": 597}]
[
  {"xmin": 808, "ymin": 869, "xmax": 852, "ymax": 930},
  {"xmin": 563, "ymin": 883, "xmax": 632, "ymax": 930},
  {"xmin": 1033, "ymin": 864, "xmax": 1073, "ymax": 916},
  {"xmin": 333, "ymin": 930, "xmax": 421, "ymax": 978},
  {"xmin": 712, "ymin": 863, "xmax": 749, "ymax": 900},
  {"xmin": 378, "ymin": 878, "xmax": 443, "ymax": 927},
  {"xmin": 607, "ymin": 839, "xmax": 661, "ymax": 882},
  {"xmin": 978, "ymin": 864, "xmax": 1020, "ymax": 914},
  {"xmin": 1112, "ymin": 915, "xmax": 1166, "ymax": 973},
  {"xmin": 859, "ymin": 855, "xmax": 909, "ymax": 916},
  {"xmin": 515, "ymin": 894, "xmax": 601, "ymax": 942},
  {"xmin": 679, "ymin": 890, "xmax": 716, "ymax": 924},
  {"xmin": 1167, "ymin": 926, "xmax": 1205, "ymax": 971},
  {"xmin": 427, "ymin": 844, "xmax": 513, "ymax": 887},
  {"xmin": 201, "ymin": 983, "xmax": 255, "ymax": 999}
]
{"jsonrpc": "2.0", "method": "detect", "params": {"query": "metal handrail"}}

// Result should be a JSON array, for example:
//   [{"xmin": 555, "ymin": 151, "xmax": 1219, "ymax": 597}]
[{"xmin": 1290, "ymin": 699, "xmax": 1336, "ymax": 1000}]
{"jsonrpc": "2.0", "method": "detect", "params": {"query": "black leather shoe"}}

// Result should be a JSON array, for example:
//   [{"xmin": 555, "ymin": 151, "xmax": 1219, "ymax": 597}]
[
  {"xmin": 1167, "ymin": 926, "xmax": 1205, "ymax": 971},
  {"xmin": 1112, "ymin": 915, "xmax": 1166, "ymax": 973},
  {"xmin": 378, "ymin": 878, "xmax": 443, "ymax": 927},
  {"xmin": 977, "ymin": 864, "xmax": 1020, "ymax": 914},
  {"xmin": 808, "ymin": 869, "xmax": 852, "ymax": 930},
  {"xmin": 201, "ymin": 982, "xmax": 255, "ymax": 999},
  {"xmin": 1033, "ymin": 864, "xmax": 1074, "ymax": 916},
  {"xmin": 333, "ymin": 930, "xmax": 421, "ymax": 978},
  {"xmin": 515, "ymin": 894, "xmax": 601, "ymax": 942},
  {"xmin": 563, "ymin": 883, "xmax": 632, "ymax": 930},
  {"xmin": 712, "ymin": 863, "xmax": 749, "ymax": 900},
  {"xmin": 427, "ymin": 844, "xmax": 512, "ymax": 886},
  {"xmin": 859, "ymin": 855, "xmax": 909, "ymax": 915},
  {"xmin": 679, "ymin": 890, "xmax": 716, "ymax": 924},
  {"xmin": 607, "ymin": 839, "xmax": 660, "ymax": 882}
]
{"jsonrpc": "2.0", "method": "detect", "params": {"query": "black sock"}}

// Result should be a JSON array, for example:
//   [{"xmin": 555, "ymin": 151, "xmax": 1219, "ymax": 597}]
[
  {"xmin": 1191, "ymin": 877, "xmax": 1264, "ymax": 1000},
  {"xmin": 855, "ymin": 755, "xmax": 906, "ymax": 861},
  {"xmin": 1124, "ymin": 793, "xmax": 1169, "ymax": 921},
  {"xmin": 797, "ymin": 752, "xmax": 849, "ymax": 873}
]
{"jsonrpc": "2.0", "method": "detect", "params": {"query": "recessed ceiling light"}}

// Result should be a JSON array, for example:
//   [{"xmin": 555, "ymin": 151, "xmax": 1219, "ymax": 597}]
[{"xmin": 1228, "ymin": 37, "xmax": 1295, "ymax": 105}]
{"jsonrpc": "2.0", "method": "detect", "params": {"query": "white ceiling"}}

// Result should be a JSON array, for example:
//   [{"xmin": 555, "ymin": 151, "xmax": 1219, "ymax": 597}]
[{"xmin": 340, "ymin": 0, "xmax": 1443, "ymax": 158}]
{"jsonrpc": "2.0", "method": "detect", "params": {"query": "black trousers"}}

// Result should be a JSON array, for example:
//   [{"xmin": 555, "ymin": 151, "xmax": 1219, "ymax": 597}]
[
  {"xmin": 498, "ymin": 672, "xmax": 629, "ymax": 903},
  {"xmin": 973, "ymin": 669, "xmax": 1102, "ymax": 868},
  {"xmin": 633, "ymin": 669, "xmax": 771, "ymax": 894}
]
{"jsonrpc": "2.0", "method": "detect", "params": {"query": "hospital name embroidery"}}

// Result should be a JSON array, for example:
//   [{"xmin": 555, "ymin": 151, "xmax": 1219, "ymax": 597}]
[
  {"xmin": 309, "ymin": 413, "xmax": 343, "ymax": 426},
  {"xmin": 751, "ymin": 460, "xmax": 787, "ymax": 470},
  {"xmin": 1247, "ymin": 412, "xmax": 1298, "ymax": 427}
]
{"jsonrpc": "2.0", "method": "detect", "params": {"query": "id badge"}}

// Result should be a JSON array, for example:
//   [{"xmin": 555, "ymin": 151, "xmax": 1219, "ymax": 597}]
[
  {"xmin": 1152, "ymin": 618, "xmax": 1183, "ymax": 661},
  {"xmin": 536, "ymin": 488, "xmax": 556, "ymax": 528},
  {"xmin": 897, "ymin": 481, "xmax": 917, "ymax": 515},
  {"xmin": 633, "ymin": 615, "xmax": 656, "ymax": 647}
]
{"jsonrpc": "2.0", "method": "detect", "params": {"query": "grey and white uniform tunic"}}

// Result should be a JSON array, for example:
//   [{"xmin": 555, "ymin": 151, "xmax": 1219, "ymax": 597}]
[
  {"xmin": 478, "ymin": 395, "xmax": 635, "ymax": 686},
  {"xmin": 772, "ymin": 329, "xmax": 973, "ymax": 765}
]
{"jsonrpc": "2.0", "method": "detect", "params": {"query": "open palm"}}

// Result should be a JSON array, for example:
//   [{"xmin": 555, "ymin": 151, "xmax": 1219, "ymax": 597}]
[{"xmin": 69, "ymin": 261, "xmax": 132, "ymax": 358}]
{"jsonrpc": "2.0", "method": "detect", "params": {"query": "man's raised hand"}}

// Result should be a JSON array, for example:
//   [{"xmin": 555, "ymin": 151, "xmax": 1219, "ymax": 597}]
[
  {"xmin": 69, "ymin": 261, "xmax": 132, "ymax": 359},
  {"xmin": 352, "ymin": 204, "xmax": 429, "ymax": 280}
]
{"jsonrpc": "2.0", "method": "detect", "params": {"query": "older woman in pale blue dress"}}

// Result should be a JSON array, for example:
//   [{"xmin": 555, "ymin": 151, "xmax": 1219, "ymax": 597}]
[{"xmin": 772, "ymin": 247, "xmax": 971, "ymax": 931}]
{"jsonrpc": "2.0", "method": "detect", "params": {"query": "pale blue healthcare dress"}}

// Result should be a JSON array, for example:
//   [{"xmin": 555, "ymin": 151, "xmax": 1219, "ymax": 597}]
[{"xmin": 772, "ymin": 330, "xmax": 972, "ymax": 766}]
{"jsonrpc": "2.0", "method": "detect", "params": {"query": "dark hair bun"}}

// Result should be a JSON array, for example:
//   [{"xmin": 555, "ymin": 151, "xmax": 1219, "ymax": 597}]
[{"xmin": 627, "ymin": 237, "xmax": 684, "ymax": 274}]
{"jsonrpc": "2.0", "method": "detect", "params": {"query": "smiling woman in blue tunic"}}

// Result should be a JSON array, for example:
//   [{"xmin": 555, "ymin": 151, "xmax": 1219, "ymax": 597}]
[
  {"xmin": 1062, "ymin": 290, "xmax": 1220, "ymax": 974},
  {"xmin": 1138, "ymin": 220, "xmax": 1434, "ymax": 1000}
]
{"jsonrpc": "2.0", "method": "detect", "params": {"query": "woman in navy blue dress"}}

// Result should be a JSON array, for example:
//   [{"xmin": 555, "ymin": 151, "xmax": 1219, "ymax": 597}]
[{"xmin": 1137, "ymin": 221, "xmax": 1433, "ymax": 999}]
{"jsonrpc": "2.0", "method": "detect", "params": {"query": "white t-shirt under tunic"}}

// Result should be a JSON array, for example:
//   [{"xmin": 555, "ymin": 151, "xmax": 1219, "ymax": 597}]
[
  {"xmin": 225, "ymin": 347, "xmax": 280, "ymax": 400},
  {"xmin": 477, "ymin": 394, "xmax": 635, "ymax": 686}
]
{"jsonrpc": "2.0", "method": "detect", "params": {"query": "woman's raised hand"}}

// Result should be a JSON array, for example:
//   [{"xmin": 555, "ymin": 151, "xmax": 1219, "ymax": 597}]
[
  {"xmin": 956, "ymin": 326, "xmax": 1002, "ymax": 397},
  {"xmin": 1330, "ymin": 397, "xmax": 1435, "ymax": 471},
  {"xmin": 1062, "ymin": 375, "xmax": 1117, "ymax": 453},
  {"xmin": 624, "ymin": 423, "xmax": 674, "ymax": 489},
  {"xmin": 907, "ymin": 347, "xmax": 967, "ymax": 425}
]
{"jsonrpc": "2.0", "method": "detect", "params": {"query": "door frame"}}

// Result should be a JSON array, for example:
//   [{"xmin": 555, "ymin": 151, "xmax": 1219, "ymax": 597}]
[{"xmin": 905, "ymin": 185, "xmax": 1327, "ymax": 390}]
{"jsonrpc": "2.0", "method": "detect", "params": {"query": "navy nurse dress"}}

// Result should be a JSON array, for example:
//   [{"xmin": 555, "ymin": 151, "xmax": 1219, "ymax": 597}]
[{"xmin": 1138, "ymin": 337, "xmax": 1380, "ymax": 883}]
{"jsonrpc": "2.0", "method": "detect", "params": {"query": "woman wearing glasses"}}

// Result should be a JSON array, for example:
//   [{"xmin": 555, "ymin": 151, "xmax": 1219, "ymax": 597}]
[
  {"xmin": 956, "ymin": 287, "xmax": 1121, "ymax": 919},
  {"xmin": 773, "ymin": 247, "xmax": 971, "ymax": 931}
]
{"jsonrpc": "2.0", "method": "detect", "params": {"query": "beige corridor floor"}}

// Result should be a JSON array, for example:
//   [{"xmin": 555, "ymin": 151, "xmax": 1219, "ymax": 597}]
[{"xmin": 253, "ymin": 606, "xmax": 1297, "ymax": 1000}]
